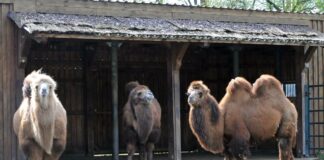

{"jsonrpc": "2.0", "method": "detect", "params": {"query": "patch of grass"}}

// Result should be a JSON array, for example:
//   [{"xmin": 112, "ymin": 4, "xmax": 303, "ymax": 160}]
[{"xmin": 317, "ymin": 151, "xmax": 324, "ymax": 160}]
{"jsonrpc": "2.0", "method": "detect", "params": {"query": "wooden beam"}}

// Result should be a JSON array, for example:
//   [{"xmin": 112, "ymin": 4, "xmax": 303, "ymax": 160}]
[
  {"xmin": 32, "ymin": 33, "xmax": 322, "ymax": 46},
  {"xmin": 304, "ymin": 46, "xmax": 317, "ymax": 63},
  {"xmin": 167, "ymin": 43, "xmax": 189, "ymax": 160},
  {"xmin": 17, "ymin": 29, "xmax": 31, "ymax": 68},
  {"xmin": 295, "ymin": 46, "xmax": 305, "ymax": 157},
  {"xmin": 25, "ymin": 0, "xmax": 322, "ymax": 24}
]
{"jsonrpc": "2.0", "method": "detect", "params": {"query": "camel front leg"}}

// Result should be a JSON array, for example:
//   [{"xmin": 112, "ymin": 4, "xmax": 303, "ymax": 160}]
[
  {"xmin": 20, "ymin": 138, "xmax": 43, "ymax": 160},
  {"xmin": 126, "ymin": 143, "xmax": 136, "ymax": 160},
  {"xmin": 139, "ymin": 144, "xmax": 146, "ymax": 160},
  {"xmin": 43, "ymin": 138, "xmax": 66, "ymax": 160},
  {"xmin": 146, "ymin": 142, "xmax": 155, "ymax": 160}
]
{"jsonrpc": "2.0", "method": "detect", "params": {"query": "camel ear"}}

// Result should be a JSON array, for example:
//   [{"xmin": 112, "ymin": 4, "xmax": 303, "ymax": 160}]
[
  {"xmin": 125, "ymin": 81, "xmax": 140, "ymax": 96},
  {"xmin": 203, "ymin": 87, "xmax": 210, "ymax": 94},
  {"xmin": 36, "ymin": 68, "xmax": 43, "ymax": 74}
]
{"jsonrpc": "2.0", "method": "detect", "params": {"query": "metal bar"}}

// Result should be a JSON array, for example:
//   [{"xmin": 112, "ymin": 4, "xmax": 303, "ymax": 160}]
[
  {"xmin": 309, "ymin": 110, "xmax": 324, "ymax": 112},
  {"xmin": 309, "ymin": 122, "xmax": 324, "ymax": 124},
  {"xmin": 308, "ymin": 85, "xmax": 324, "ymax": 87},
  {"xmin": 309, "ymin": 135, "xmax": 324, "ymax": 137},
  {"xmin": 309, "ymin": 97, "xmax": 324, "ymax": 100},
  {"xmin": 310, "ymin": 147, "xmax": 324, "ymax": 149},
  {"xmin": 109, "ymin": 41, "xmax": 120, "ymax": 160}
]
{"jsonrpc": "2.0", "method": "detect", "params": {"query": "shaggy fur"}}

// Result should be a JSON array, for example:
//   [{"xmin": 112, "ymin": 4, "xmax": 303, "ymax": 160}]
[
  {"xmin": 13, "ymin": 70, "xmax": 42, "ymax": 136},
  {"xmin": 187, "ymin": 76, "xmax": 298, "ymax": 160},
  {"xmin": 187, "ymin": 81, "xmax": 224, "ymax": 154},
  {"xmin": 122, "ymin": 81, "xmax": 161, "ymax": 160},
  {"xmin": 23, "ymin": 69, "xmax": 42, "ymax": 99},
  {"xmin": 13, "ymin": 72, "xmax": 67, "ymax": 160}
]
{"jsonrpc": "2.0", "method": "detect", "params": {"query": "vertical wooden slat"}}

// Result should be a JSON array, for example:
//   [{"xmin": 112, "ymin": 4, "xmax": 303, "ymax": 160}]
[{"xmin": 0, "ymin": 5, "xmax": 4, "ymax": 160}]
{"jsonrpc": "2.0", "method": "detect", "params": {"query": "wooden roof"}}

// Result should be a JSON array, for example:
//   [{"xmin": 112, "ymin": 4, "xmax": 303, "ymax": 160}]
[{"xmin": 9, "ymin": 12, "xmax": 324, "ymax": 46}]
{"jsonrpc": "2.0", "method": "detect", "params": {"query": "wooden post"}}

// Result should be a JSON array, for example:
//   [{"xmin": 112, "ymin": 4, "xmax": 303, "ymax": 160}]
[
  {"xmin": 82, "ymin": 43, "xmax": 96, "ymax": 157},
  {"xmin": 167, "ymin": 43, "xmax": 189, "ymax": 160},
  {"xmin": 108, "ymin": 42, "xmax": 122, "ymax": 160},
  {"xmin": 295, "ymin": 46, "xmax": 305, "ymax": 157},
  {"xmin": 229, "ymin": 46, "xmax": 241, "ymax": 77}
]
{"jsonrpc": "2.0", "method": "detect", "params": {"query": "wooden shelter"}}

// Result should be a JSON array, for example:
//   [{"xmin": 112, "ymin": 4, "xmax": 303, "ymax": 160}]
[{"xmin": 0, "ymin": 0, "xmax": 324, "ymax": 159}]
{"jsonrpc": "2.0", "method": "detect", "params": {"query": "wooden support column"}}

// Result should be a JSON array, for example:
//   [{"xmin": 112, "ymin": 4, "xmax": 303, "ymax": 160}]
[
  {"xmin": 167, "ymin": 43, "xmax": 189, "ymax": 160},
  {"xmin": 82, "ymin": 43, "xmax": 96, "ymax": 157},
  {"xmin": 108, "ymin": 42, "xmax": 122, "ymax": 160},
  {"xmin": 295, "ymin": 46, "xmax": 305, "ymax": 157},
  {"xmin": 229, "ymin": 46, "xmax": 241, "ymax": 77}
]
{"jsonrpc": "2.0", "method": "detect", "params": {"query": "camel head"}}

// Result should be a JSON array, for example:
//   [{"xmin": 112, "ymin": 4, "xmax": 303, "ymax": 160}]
[
  {"xmin": 187, "ymin": 80, "xmax": 210, "ymax": 106},
  {"xmin": 225, "ymin": 77, "xmax": 252, "ymax": 101},
  {"xmin": 31, "ymin": 73, "xmax": 57, "ymax": 109},
  {"xmin": 129, "ymin": 84, "xmax": 155, "ymax": 106},
  {"xmin": 22, "ymin": 69, "xmax": 42, "ymax": 98}
]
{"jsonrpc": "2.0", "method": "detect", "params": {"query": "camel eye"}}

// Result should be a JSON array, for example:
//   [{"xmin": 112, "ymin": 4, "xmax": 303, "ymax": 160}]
[
  {"xmin": 198, "ymin": 92, "xmax": 203, "ymax": 98},
  {"xmin": 137, "ymin": 92, "xmax": 142, "ymax": 96},
  {"xmin": 35, "ymin": 85, "xmax": 38, "ymax": 89},
  {"xmin": 49, "ymin": 85, "xmax": 52, "ymax": 90}
]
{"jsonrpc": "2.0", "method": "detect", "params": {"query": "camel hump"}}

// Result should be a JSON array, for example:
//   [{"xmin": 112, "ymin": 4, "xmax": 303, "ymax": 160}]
[
  {"xmin": 253, "ymin": 74, "xmax": 284, "ymax": 96},
  {"xmin": 125, "ymin": 81, "xmax": 140, "ymax": 96},
  {"xmin": 226, "ymin": 77, "xmax": 252, "ymax": 94}
]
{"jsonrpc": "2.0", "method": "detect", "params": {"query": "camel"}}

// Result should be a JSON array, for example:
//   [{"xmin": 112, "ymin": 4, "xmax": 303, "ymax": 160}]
[
  {"xmin": 187, "ymin": 75, "xmax": 298, "ymax": 160},
  {"xmin": 13, "ymin": 71, "xmax": 67, "ymax": 160},
  {"xmin": 122, "ymin": 81, "xmax": 161, "ymax": 160}
]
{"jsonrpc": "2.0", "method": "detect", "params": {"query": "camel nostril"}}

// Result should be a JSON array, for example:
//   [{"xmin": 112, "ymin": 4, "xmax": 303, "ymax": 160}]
[
  {"xmin": 145, "ymin": 93, "xmax": 154, "ymax": 102},
  {"xmin": 188, "ymin": 96, "xmax": 194, "ymax": 104},
  {"xmin": 41, "ymin": 88, "xmax": 47, "ymax": 96}
]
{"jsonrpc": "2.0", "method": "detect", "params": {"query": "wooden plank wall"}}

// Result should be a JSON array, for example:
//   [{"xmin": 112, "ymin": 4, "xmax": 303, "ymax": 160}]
[
  {"xmin": 0, "ymin": 3, "xmax": 25, "ymax": 160},
  {"xmin": 307, "ymin": 20, "xmax": 324, "ymax": 155}
]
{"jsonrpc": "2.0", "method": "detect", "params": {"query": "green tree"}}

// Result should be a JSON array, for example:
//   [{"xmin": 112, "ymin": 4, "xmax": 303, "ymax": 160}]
[{"xmin": 265, "ymin": 0, "xmax": 318, "ymax": 12}]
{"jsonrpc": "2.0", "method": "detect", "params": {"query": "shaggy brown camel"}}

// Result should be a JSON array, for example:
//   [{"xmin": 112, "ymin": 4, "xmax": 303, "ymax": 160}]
[
  {"xmin": 122, "ymin": 81, "xmax": 161, "ymax": 160},
  {"xmin": 13, "ymin": 72, "xmax": 67, "ymax": 160},
  {"xmin": 187, "ymin": 75, "xmax": 297, "ymax": 160}
]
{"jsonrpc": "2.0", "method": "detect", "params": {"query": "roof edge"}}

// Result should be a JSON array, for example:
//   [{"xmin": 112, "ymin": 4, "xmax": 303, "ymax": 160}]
[{"xmin": 11, "ymin": 0, "xmax": 324, "ymax": 25}]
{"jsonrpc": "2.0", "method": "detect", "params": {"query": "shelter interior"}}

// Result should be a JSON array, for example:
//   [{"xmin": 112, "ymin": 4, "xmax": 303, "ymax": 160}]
[{"xmin": 24, "ymin": 39, "xmax": 300, "ymax": 157}]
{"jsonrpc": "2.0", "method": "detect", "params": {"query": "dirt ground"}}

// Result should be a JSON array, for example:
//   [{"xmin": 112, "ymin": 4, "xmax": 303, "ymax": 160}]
[{"xmin": 62, "ymin": 152, "xmax": 320, "ymax": 160}]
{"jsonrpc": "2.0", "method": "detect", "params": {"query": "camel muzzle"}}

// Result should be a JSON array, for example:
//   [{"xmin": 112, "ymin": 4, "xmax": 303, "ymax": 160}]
[{"xmin": 144, "ymin": 91, "xmax": 154, "ymax": 103}]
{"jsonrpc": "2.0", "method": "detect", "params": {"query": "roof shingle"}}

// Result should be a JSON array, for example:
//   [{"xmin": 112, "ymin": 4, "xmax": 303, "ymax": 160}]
[{"xmin": 8, "ymin": 12, "xmax": 324, "ymax": 46}]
